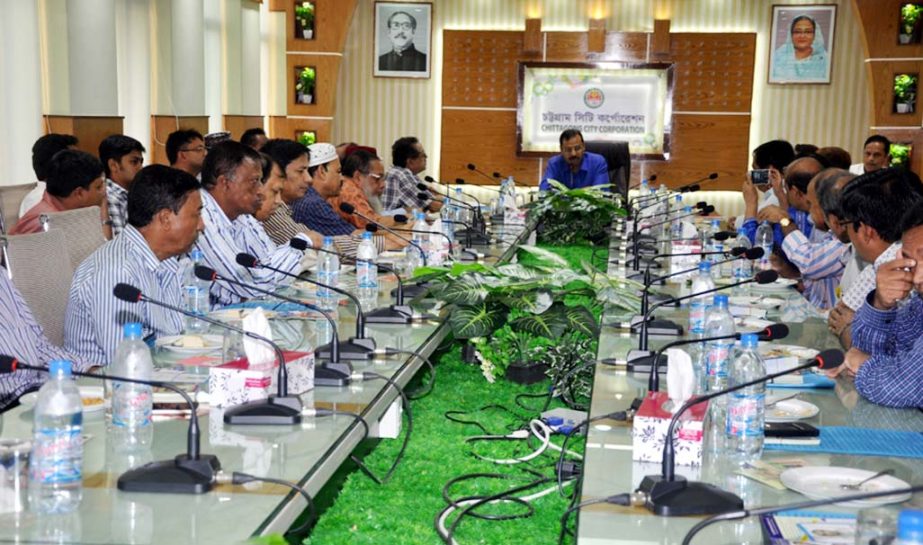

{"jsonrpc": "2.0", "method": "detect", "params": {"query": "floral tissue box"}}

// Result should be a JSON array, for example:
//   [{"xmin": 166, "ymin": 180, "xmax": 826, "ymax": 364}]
[
  {"xmin": 208, "ymin": 351, "xmax": 314, "ymax": 408},
  {"xmin": 631, "ymin": 391, "xmax": 707, "ymax": 467}
]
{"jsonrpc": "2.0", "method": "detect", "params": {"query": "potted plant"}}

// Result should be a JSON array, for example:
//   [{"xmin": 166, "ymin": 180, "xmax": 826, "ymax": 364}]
[
  {"xmin": 900, "ymin": 3, "xmax": 922, "ymax": 44},
  {"xmin": 295, "ymin": 2, "xmax": 314, "ymax": 40},
  {"xmin": 525, "ymin": 180, "xmax": 627, "ymax": 246},
  {"xmin": 296, "ymin": 66, "xmax": 315, "ymax": 104},
  {"xmin": 297, "ymin": 131, "xmax": 316, "ymax": 146},
  {"xmin": 894, "ymin": 73, "xmax": 917, "ymax": 113},
  {"xmin": 891, "ymin": 143, "xmax": 912, "ymax": 167}
]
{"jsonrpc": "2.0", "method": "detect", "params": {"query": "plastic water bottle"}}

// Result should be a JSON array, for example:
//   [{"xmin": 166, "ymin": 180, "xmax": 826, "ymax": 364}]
[
  {"xmin": 181, "ymin": 249, "xmax": 209, "ymax": 333},
  {"xmin": 755, "ymin": 221, "xmax": 774, "ymax": 272},
  {"xmin": 356, "ymin": 232, "xmax": 378, "ymax": 310},
  {"xmin": 409, "ymin": 212, "xmax": 431, "ymax": 272},
  {"xmin": 430, "ymin": 215, "xmax": 447, "ymax": 266},
  {"xmin": 732, "ymin": 233, "xmax": 753, "ymax": 296},
  {"xmin": 453, "ymin": 187, "xmax": 469, "ymax": 224},
  {"xmin": 316, "ymin": 236, "xmax": 339, "ymax": 310},
  {"xmin": 29, "ymin": 360, "xmax": 83, "ymax": 514},
  {"xmin": 109, "ymin": 323, "xmax": 153, "ymax": 447},
  {"xmin": 670, "ymin": 195, "xmax": 684, "ymax": 239},
  {"xmin": 688, "ymin": 261, "xmax": 715, "ymax": 338},
  {"xmin": 704, "ymin": 295, "xmax": 736, "ymax": 392},
  {"xmin": 897, "ymin": 510, "xmax": 923, "ymax": 545},
  {"xmin": 726, "ymin": 333, "xmax": 766, "ymax": 461}
]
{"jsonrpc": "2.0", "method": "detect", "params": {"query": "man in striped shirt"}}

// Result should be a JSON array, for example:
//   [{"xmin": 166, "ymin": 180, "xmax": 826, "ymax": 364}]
[
  {"xmin": 64, "ymin": 165, "xmax": 203, "ymax": 365},
  {"xmin": 99, "ymin": 134, "xmax": 145, "ymax": 237},
  {"xmin": 194, "ymin": 141, "xmax": 309, "ymax": 306}
]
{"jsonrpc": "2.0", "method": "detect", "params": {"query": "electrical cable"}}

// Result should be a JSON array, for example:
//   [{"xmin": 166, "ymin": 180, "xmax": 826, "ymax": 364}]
[
  {"xmin": 217, "ymin": 472, "xmax": 317, "ymax": 537},
  {"xmin": 556, "ymin": 411, "xmax": 628, "ymax": 497},
  {"xmin": 378, "ymin": 348, "xmax": 436, "ymax": 400},
  {"xmin": 444, "ymin": 404, "xmax": 530, "ymax": 435},
  {"xmin": 348, "ymin": 370, "xmax": 414, "ymax": 485}
]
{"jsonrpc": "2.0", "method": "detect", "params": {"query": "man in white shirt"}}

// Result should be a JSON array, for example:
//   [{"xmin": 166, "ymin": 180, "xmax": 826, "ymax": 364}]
[{"xmin": 848, "ymin": 135, "xmax": 891, "ymax": 175}]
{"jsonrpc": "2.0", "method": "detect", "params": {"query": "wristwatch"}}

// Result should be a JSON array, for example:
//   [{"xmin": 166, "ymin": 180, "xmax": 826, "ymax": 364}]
[{"xmin": 779, "ymin": 217, "xmax": 791, "ymax": 228}]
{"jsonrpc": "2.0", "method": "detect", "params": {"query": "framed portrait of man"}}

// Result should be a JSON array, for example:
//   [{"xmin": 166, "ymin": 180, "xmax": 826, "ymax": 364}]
[
  {"xmin": 768, "ymin": 4, "xmax": 837, "ymax": 85},
  {"xmin": 373, "ymin": 2, "xmax": 432, "ymax": 79}
]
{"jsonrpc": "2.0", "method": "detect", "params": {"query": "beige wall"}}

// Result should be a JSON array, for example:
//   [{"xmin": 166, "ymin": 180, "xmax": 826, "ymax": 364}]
[{"xmin": 332, "ymin": 0, "xmax": 870, "ymax": 177}]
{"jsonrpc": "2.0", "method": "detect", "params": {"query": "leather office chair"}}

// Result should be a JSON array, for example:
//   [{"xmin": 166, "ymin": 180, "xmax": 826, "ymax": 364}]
[{"xmin": 584, "ymin": 141, "xmax": 631, "ymax": 202}]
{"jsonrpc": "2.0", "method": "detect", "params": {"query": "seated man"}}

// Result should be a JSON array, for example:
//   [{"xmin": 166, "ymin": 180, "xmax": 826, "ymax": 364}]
[
  {"xmin": 828, "ymin": 167, "xmax": 923, "ymax": 348},
  {"xmin": 194, "ymin": 141, "xmax": 309, "ymax": 305},
  {"xmin": 0, "ymin": 268, "xmax": 91, "ymax": 412},
  {"xmin": 18, "ymin": 133, "xmax": 79, "ymax": 218},
  {"xmin": 740, "ymin": 155, "xmax": 820, "ymax": 247},
  {"xmin": 292, "ymin": 143, "xmax": 356, "ymax": 236},
  {"xmin": 241, "ymin": 127, "xmax": 268, "ymax": 151},
  {"xmin": 64, "ymin": 165, "xmax": 203, "ymax": 365},
  {"xmin": 849, "ymin": 134, "xmax": 891, "ymax": 176},
  {"xmin": 539, "ymin": 129, "xmax": 608, "ymax": 190},
  {"xmin": 99, "ymin": 134, "xmax": 145, "ymax": 237},
  {"xmin": 832, "ymin": 195, "xmax": 923, "ymax": 408},
  {"xmin": 382, "ymin": 136, "xmax": 441, "ymax": 212},
  {"xmin": 11, "ymin": 149, "xmax": 108, "ymax": 236},
  {"xmin": 330, "ymin": 148, "xmax": 399, "ymax": 229},
  {"xmin": 166, "ymin": 129, "xmax": 207, "ymax": 178}
]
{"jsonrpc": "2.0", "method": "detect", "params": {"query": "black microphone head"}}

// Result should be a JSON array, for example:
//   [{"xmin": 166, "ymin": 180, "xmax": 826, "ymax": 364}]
[
  {"xmin": 236, "ymin": 253, "xmax": 258, "ymax": 268},
  {"xmin": 113, "ymin": 283, "xmax": 142, "ymax": 303},
  {"xmin": 394, "ymin": 214, "xmax": 408, "ymax": 224},
  {"xmin": 365, "ymin": 223, "xmax": 379, "ymax": 233},
  {"xmin": 699, "ymin": 205, "xmax": 715, "ymax": 215},
  {"xmin": 492, "ymin": 172, "xmax": 502, "ymax": 178},
  {"xmin": 730, "ymin": 246, "xmax": 747, "ymax": 257},
  {"xmin": 416, "ymin": 192, "xmax": 429, "ymax": 200},
  {"xmin": 194, "ymin": 265, "xmax": 218, "ymax": 282},
  {"xmin": 754, "ymin": 270, "xmax": 779, "ymax": 284},
  {"xmin": 339, "ymin": 202, "xmax": 356, "ymax": 214},
  {"xmin": 708, "ymin": 172, "xmax": 718, "ymax": 180},
  {"xmin": 455, "ymin": 178, "xmax": 466, "ymax": 184},
  {"xmin": 289, "ymin": 237, "xmax": 309, "ymax": 251},
  {"xmin": 745, "ymin": 247, "xmax": 765, "ymax": 260},
  {"xmin": 713, "ymin": 231, "xmax": 733, "ymax": 241},
  {"xmin": 0, "ymin": 355, "xmax": 18, "ymax": 374},
  {"xmin": 416, "ymin": 182, "xmax": 428, "ymax": 191},
  {"xmin": 424, "ymin": 176, "xmax": 435, "ymax": 183},
  {"xmin": 683, "ymin": 184, "xmax": 701, "ymax": 193},
  {"xmin": 762, "ymin": 323, "xmax": 789, "ymax": 341},
  {"xmin": 695, "ymin": 201, "xmax": 707, "ymax": 209},
  {"xmin": 649, "ymin": 174, "xmax": 657, "ymax": 182},
  {"xmin": 814, "ymin": 348, "xmax": 845, "ymax": 370}
]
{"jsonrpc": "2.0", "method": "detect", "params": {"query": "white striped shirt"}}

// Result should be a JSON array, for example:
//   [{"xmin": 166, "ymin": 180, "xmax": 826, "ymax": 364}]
[
  {"xmin": 0, "ymin": 268, "xmax": 91, "ymax": 410},
  {"xmin": 195, "ymin": 190, "xmax": 309, "ymax": 306},
  {"xmin": 780, "ymin": 228, "xmax": 849, "ymax": 310},
  {"xmin": 64, "ymin": 225, "xmax": 185, "ymax": 366}
]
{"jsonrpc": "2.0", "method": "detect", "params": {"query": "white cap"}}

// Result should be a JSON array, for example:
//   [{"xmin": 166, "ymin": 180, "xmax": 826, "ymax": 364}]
[{"xmin": 308, "ymin": 143, "xmax": 337, "ymax": 167}]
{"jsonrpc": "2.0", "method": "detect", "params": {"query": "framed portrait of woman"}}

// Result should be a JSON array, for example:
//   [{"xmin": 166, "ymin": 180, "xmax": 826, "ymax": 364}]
[{"xmin": 768, "ymin": 4, "xmax": 837, "ymax": 85}]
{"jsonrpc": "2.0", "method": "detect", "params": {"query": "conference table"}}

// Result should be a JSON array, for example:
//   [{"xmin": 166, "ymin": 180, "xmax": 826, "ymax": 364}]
[
  {"xmin": 575, "ymin": 224, "xmax": 923, "ymax": 544},
  {"xmin": 0, "ymin": 221, "xmax": 534, "ymax": 545}
]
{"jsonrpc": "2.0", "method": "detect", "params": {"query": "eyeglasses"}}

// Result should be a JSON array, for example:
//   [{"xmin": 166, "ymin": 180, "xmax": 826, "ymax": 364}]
[
  {"xmin": 389, "ymin": 22, "xmax": 413, "ymax": 31},
  {"xmin": 792, "ymin": 29, "xmax": 815, "ymax": 36},
  {"xmin": 180, "ymin": 146, "xmax": 206, "ymax": 153}
]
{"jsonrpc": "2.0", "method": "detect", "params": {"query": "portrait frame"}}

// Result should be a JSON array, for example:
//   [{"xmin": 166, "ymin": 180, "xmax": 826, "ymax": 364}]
[
  {"xmin": 373, "ymin": 2, "xmax": 433, "ymax": 79},
  {"xmin": 768, "ymin": 4, "xmax": 837, "ymax": 85}
]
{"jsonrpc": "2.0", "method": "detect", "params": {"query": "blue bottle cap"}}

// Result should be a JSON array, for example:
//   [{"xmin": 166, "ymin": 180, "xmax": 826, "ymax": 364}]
[
  {"xmin": 48, "ymin": 359, "xmax": 72, "ymax": 377},
  {"xmin": 362, "ymin": 231, "xmax": 372, "ymax": 240},
  {"xmin": 123, "ymin": 322, "xmax": 143, "ymax": 339},
  {"xmin": 711, "ymin": 219, "xmax": 720, "ymax": 227},
  {"xmin": 899, "ymin": 510, "xmax": 923, "ymax": 541},
  {"xmin": 190, "ymin": 249, "xmax": 203, "ymax": 261},
  {"xmin": 740, "ymin": 333, "xmax": 758, "ymax": 348},
  {"xmin": 675, "ymin": 195, "xmax": 682, "ymax": 202},
  {"xmin": 323, "ymin": 236, "xmax": 333, "ymax": 246},
  {"xmin": 698, "ymin": 261, "xmax": 712, "ymax": 272},
  {"xmin": 684, "ymin": 206, "xmax": 692, "ymax": 213},
  {"xmin": 417, "ymin": 212, "xmax": 425, "ymax": 220},
  {"xmin": 713, "ymin": 294, "xmax": 728, "ymax": 307}
]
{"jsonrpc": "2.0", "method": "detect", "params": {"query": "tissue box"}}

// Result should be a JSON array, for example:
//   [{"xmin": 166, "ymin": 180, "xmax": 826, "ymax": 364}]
[
  {"xmin": 632, "ymin": 391, "xmax": 707, "ymax": 467},
  {"xmin": 208, "ymin": 351, "xmax": 314, "ymax": 408}
]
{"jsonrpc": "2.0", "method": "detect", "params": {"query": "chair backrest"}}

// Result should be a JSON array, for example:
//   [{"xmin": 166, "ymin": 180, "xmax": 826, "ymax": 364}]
[
  {"xmin": 584, "ymin": 141, "xmax": 631, "ymax": 201},
  {"xmin": 44, "ymin": 206, "xmax": 107, "ymax": 270},
  {"xmin": 3, "ymin": 230, "xmax": 74, "ymax": 346},
  {"xmin": 0, "ymin": 183, "xmax": 38, "ymax": 234}
]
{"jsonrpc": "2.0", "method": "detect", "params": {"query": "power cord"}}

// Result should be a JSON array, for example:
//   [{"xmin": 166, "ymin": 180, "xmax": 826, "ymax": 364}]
[
  {"xmin": 346, "ymin": 370, "xmax": 414, "ymax": 484},
  {"xmin": 215, "ymin": 471, "xmax": 317, "ymax": 537},
  {"xmin": 375, "ymin": 347, "xmax": 436, "ymax": 400},
  {"xmin": 556, "ymin": 410, "xmax": 630, "ymax": 497}
]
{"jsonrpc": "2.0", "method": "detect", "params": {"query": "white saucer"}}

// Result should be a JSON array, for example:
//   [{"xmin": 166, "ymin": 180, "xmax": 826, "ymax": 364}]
[
  {"xmin": 155, "ymin": 334, "xmax": 224, "ymax": 355},
  {"xmin": 765, "ymin": 397, "xmax": 819, "ymax": 422},
  {"xmin": 19, "ymin": 386, "xmax": 107, "ymax": 413},
  {"xmin": 780, "ymin": 466, "xmax": 912, "ymax": 508}
]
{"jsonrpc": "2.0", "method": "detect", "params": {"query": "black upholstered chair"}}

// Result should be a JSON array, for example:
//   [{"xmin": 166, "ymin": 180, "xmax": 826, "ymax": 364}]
[{"xmin": 584, "ymin": 141, "xmax": 631, "ymax": 201}]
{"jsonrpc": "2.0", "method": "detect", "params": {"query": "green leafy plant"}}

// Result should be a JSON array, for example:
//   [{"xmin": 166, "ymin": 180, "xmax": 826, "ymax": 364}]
[
  {"xmin": 297, "ymin": 131, "xmax": 316, "ymax": 146},
  {"xmin": 296, "ymin": 66, "xmax": 316, "ymax": 99},
  {"xmin": 525, "ymin": 179, "xmax": 627, "ymax": 245},
  {"xmin": 891, "ymin": 143, "xmax": 912, "ymax": 167},
  {"xmin": 295, "ymin": 2, "xmax": 314, "ymax": 32},
  {"xmin": 902, "ymin": 3, "xmax": 923, "ymax": 35},
  {"xmin": 895, "ymin": 73, "xmax": 918, "ymax": 101}
]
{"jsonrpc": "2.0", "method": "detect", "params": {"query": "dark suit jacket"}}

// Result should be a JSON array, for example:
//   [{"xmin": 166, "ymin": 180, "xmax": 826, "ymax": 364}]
[{"xmin": 378, "ymin": 45, "xmax": 427, "ymax": 72}]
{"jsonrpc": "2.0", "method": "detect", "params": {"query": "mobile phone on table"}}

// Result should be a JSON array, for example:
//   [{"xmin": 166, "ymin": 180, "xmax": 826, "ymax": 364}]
[
  {"xmin": 749, "ymin": 169, "xmax": 771, "ymax": 188},
  {"xmin": 764, "ymin": 421, "xmax": 819, "ymax": 438}
]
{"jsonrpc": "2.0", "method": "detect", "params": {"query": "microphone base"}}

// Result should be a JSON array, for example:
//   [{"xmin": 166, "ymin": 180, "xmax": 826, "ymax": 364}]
[
  {"xmin": 365, "ymin": 305, "xmax": 413, "ymax": 324},
  {"xmin": 222, "ymin": 395, "xmax": 303, "ymax": 425},
  {"xmin": 455, "ymin": 229, "xmax": 491, "ymax": 245},
  {"xmin": 392, "ymin": 282, "xmax": 430, "ymax": 300},
  {"xmin": 117, "ymin": 453, "xmax": 221, "ymax": 495},
  {"xmin": 629, "ymin": 319, "xmax": 684, "ymax": 337},
  {"xmin": 314, "ymin": 362, "xmax": 353, "ymax": 387},
  {"xmin": 315, "ymin": 337, "xmax": 376, "ymax": 360},
  {"xmin": 638, "ymin": 474, "xmax": 743, "ymax": 517},
  {"xmin": 625, "ymin": 350, "xmax": 668, "ymax": 373}
]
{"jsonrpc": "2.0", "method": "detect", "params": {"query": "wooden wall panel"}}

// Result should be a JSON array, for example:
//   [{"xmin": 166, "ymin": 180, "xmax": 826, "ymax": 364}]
[
  {"xmin": 285, "ymin": 0, "xmax": 358, "ymax": 53},
  {"xmin": 44, "ymin": 116, "xmax": 124, "ymax": 158},
  {"xmin": 223, "ymin": 115, "xmax": 265, "ymax": 140},
  {"xmin": 286, "ymin": 54, "xmax": 341, "ymax": 117},
  {"xmin": 442, "ymin": 31, "xmax": 529, "ymax": 108},
  {"xmin": 441, "ymin": 110, "xmax": 540, "ymax": 185},
  {"xmin": 268, "ymin": 115, "xmax": 332, "ymax": 144},
  {"xmin": 851, "ymin": 0, "xmax": 923, "ymax": 59},
  {"xmin": 670, "ymin": 34, "xmax": 755, "ymax": 113},
  {"xmin": 150, "ymin": 116, "xmax": 210, "ymax": 165}
]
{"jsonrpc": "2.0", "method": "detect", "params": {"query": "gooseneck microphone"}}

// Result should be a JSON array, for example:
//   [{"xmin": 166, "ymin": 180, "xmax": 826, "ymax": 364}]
[
  {"xmin": 339, "ymin": 202, "xmax": 426, "ymax": 266},
  {"xmin": 466, "ymin": 163, "xmax": 497, "ymax": 185},
  {"xmin": 1, "ymin": 354, "xmax": 220, "ymax": 494},
  {"xmin": 114, "ymin": 283, "xmax": 307, "ymax": 424},
  {"xmin": 645, "ymin": 323, "xmax": 789, "ymax": 392},
  {"xmin": 455, "ymin": 176, "xmax": 504, "ymax": 195},
  {"xmin": 637, "ymin": 349, "xmax": 844, "ymax": 517}
]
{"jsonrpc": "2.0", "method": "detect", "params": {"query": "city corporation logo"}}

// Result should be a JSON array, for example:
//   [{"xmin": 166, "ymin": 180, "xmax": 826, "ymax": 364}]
[{"xmin": 584, "ymin": 88, "xmax": 604, "ymax": 109}]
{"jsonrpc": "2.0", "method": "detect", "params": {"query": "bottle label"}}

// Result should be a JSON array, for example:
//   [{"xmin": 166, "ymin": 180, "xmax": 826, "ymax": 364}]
[
  {"xmin": 356, "ymin": 262, "xmax": 378, "ymax": 289},
  {"xmin": 706, "ymin": 341, "xmax": 733, "ymax": 377},
  {"xmin": 31, "ymin": 427, "xmax": 83, "ymax": 484},
  {"xmin": 689, "ymin": 301, "xmax": 707, "ymax": 334},
  {"xmin": 111, "ymin": 383, "xmax": 153, "ymax": 428},
  {"xmin": 726, "ymin": 392, "xmax": 765, "ymax": 438}
]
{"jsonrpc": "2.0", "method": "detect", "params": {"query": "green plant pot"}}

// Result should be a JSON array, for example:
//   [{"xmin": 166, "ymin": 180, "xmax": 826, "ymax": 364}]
[{"xmin": 504, "ymin": 361, "xmax": 549, "ymax": 384}]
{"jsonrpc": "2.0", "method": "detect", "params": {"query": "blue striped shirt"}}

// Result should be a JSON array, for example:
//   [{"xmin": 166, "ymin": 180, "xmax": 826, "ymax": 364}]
[
  {"xmin": 780, "ymin": 228, "xmax": 849, "ymax": 310},
  {"xmin": 292, "ymin": 187, "xmax": 356, "ymax": 236},
  {"xmin": 64, "ymin": 225, "xmax": 185, "ymax": 366},
  {"xmin": 0, "ymin": 268, "xmax": 91, "ymax": 409},
  {"xmin": 195, "ymin": 190, "xmax": 308, "ymax": 306},
  {"xmin": 852, "ymin": 291, "xmax": 923, "ymax": 408}
]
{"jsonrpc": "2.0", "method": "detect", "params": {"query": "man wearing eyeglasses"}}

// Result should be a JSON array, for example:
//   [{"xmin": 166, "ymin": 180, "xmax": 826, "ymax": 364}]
[
  {"xmin": 378, "ymin": 11, "xmax": 426, "ymax": 72},
  {"xmin": 331, "ymin": 147, "xmax": 399, "ymax": 230},
  {"xmin": 166, "ymin": 129, "xmax": 207, "ymax": 178}
]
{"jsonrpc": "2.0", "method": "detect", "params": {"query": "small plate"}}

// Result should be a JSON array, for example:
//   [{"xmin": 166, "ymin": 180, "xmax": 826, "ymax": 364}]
[
  {"xmin": 209, "ymin": 308, "xmax": 277, "ymax": 321},
  {"xmin": 780, "ymin": 466, "xmax": 912, "ymax": 507},
  {"xmin": 765, "ymin": 398, "xmax": 819, "ymax": 422},
  {"xmin": 736, "ymin": 317, "xmax": 774, "ymax": 333},
  {"xmin": 751, "ymin": 278, "xmax": 799, "ymax": 293},
  {"xmin": 19, "ymin": 386, "xmax": 108, "ymax": 413},
  {"xmin": 759, "ymin": 344, "xmax": 820, "ymax": 360},
  {"xmin": 155, "ymin": 334, "xmax": 224, "ymax": 355}
]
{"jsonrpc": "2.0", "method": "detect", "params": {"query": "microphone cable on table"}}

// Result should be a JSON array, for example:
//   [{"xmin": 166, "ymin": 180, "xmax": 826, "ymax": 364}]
[
  {"xmin": 374, "ymin": 347, "xmax": 437, "ymax": 400},
  {"xmin": 215, "ymin": 471, "xmax": 318, "ymax": 537}
]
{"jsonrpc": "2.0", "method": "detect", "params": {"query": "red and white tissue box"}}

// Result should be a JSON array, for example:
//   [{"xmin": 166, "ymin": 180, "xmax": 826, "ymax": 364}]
[
  {"xmin": 208, "ymin": 351, "xmax": 314, "ymax": 408},
  {"xmin": 631, "ymin": 391, "xmax": 707, "ymax": 467}
]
